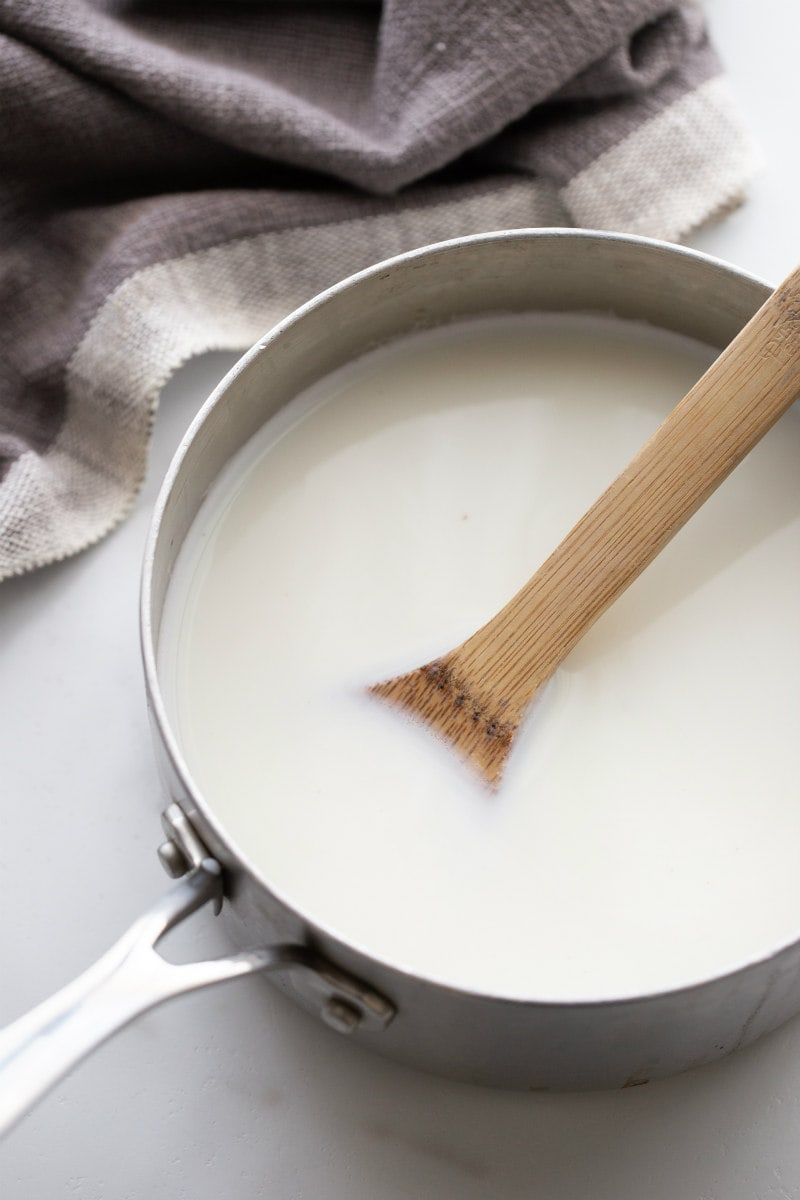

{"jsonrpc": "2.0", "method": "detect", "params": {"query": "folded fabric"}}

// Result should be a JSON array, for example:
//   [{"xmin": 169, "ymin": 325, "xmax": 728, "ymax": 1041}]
[{"xmin": 0, "ymin": 0, "xmax": 757, "ymax": 579}]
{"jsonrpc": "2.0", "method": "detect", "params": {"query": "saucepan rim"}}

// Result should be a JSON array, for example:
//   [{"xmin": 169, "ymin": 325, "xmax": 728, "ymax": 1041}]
[{"xmin": 140, "ymin": 226, "xmax": 791, "ymax": 1012}]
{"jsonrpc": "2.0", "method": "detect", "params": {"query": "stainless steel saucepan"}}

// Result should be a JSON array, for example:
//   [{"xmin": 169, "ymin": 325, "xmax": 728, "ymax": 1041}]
[{"xmin": 0, "ymin": 229, "xmax": 794, "ymax": 1138}]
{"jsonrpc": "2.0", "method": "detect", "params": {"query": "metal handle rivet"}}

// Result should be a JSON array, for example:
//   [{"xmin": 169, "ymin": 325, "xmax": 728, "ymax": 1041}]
[
  {"xmin": 322, "ymin": 998, "xmax": 362, "ymax": 1035},
  {"xmin": 157, "ymin": 839, "xmax": 189, "ymax": 879}
]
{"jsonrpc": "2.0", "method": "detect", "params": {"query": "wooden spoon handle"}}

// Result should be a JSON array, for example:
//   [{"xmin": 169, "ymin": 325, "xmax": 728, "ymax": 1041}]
[{"xmin": 453, "ymin": 265, "xmax": 800, "ymax": 714}]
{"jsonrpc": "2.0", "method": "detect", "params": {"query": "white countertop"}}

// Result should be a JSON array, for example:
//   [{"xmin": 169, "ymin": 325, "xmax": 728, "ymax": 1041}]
[{"xmin": 2, "ymin": 3, "xmax": 800, "ymax": 1196}]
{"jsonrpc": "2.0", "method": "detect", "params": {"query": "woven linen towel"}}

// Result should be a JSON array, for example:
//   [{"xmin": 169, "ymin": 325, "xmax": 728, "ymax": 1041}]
[{"xmin": 0, "ymin": 0, "xmax": 757, "ymax": 579}]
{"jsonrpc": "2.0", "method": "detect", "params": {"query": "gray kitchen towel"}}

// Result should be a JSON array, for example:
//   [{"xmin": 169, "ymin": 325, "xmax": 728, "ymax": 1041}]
[{"xmin": 0, "ymin": 0, "xmax": 756, "ymax": 579}]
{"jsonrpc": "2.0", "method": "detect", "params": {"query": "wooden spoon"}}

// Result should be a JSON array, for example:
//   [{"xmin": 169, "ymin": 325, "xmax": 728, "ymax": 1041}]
[{"xmin": 370, "ymin": 264, "xmax": 800, "ymax": 789}]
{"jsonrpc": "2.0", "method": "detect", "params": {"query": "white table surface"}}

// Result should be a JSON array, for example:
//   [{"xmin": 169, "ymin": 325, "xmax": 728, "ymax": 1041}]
[{"xmin": 2, "ymin": 4, "xmax": 800, "ymax": 1196}]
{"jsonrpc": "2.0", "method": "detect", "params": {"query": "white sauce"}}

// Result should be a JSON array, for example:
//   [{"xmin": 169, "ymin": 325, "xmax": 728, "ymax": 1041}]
[{"xmin": 159, "ymin": 314, "xmax": 800, "ymax": 1000}]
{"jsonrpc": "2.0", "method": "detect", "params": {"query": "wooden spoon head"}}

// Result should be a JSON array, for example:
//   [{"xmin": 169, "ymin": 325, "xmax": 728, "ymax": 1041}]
[
  {"xmin": 370, "ymin": 267, "xmax": 800, "ymax": 792},
  {"xmin": 369, "ymin": 658, "xmax": 520, "ymax": 790}
]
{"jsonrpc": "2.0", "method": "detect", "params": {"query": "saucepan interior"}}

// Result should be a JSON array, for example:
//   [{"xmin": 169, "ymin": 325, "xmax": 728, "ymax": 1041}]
[{"xmin": 142, "ymin": 229, "xmax": 800, "ymax": 1090}]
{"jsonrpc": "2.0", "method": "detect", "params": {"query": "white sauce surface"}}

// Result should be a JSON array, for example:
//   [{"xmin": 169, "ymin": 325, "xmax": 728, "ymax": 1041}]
[{"xmin": 159, "ymin": 314, "xmax": 800, "ymax": 1000}]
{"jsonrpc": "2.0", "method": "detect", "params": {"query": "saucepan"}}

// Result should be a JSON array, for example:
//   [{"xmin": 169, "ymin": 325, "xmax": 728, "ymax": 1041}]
[{"xmin": 0, "ymin": 229, "xmax": 795, "ymax": 1138}]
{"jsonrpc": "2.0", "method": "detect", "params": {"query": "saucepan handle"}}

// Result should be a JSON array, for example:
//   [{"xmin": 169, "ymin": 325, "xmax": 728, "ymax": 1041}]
[{"xmin": 0, "ymin": 859, "xmax": 309, "ymax": 1139}]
